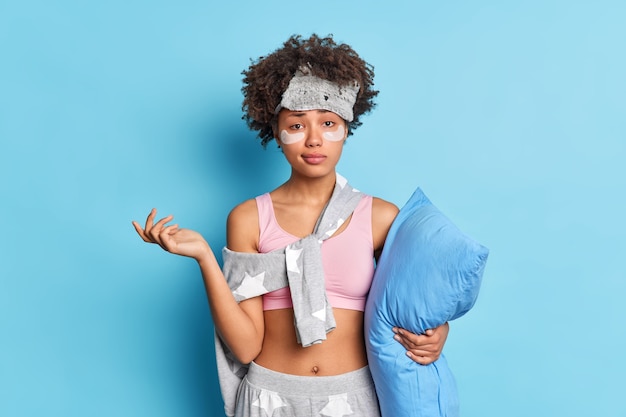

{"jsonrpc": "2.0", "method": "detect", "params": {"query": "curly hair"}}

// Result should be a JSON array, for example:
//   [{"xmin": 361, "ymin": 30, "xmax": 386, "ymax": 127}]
[{"xmin": 242, "ymin": 34, "xmax": 378, "ymax": 147}]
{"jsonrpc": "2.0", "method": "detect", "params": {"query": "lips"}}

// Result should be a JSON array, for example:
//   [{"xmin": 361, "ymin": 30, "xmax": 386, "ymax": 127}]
[{"xmin": 302, "ymin": 153, "xmax": 326, "ymax": 165}]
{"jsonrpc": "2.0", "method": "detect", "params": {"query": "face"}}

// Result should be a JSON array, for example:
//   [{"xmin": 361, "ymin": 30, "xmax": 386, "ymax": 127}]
[{"xmin": 275, "ymin": 109, "xmax": 348, "ymax": 178}]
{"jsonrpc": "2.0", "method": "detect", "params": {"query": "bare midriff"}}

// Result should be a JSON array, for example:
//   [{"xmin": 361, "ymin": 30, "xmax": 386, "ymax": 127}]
[{"xmin": 254, "ymin": 308, "xmax": 368, "ymax": 376}]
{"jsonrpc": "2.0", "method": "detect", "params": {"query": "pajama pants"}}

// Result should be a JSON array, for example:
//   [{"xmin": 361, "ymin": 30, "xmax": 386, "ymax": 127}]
[{"xmin": 234, "ymin": 361, "xmax": 381, "ymax": 417}]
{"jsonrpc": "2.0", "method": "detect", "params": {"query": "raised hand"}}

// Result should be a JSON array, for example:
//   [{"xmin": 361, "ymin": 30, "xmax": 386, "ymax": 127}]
[{"xmin": 132, "ymin": 208, "xmax": 211, "ymax": 261}]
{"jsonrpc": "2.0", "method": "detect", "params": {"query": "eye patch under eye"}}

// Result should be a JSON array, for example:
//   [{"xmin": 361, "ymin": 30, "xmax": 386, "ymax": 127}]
[
  {"xmin": 280, "ymin": 130, "xmax": 305, "ymax": 144},
  {"xmin": 323, "ymin": 124, "xmax": 345, "ymax": 142}
]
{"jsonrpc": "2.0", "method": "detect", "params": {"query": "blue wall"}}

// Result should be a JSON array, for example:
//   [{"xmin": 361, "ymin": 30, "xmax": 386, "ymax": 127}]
[{"xmin": 1, "ymin": 1, "xmax": 624, "ymax": 416}]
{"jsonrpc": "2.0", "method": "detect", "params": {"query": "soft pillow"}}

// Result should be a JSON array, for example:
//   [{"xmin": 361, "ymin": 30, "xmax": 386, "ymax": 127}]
[{"xmin": 364, "ymin": 188, "xmax": 489, "ymax": 417}]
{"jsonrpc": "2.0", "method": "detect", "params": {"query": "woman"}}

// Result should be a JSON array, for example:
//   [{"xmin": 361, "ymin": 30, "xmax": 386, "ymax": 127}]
[{"xmin": 132, "ymin": 34, "xmax": 448, "ymax": 417}]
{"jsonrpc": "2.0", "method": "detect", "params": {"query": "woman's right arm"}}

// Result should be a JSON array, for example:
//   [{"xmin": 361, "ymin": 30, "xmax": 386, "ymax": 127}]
[{"xmin": 132, "ymin": 203, "xmax": 264, "ymax": 364}]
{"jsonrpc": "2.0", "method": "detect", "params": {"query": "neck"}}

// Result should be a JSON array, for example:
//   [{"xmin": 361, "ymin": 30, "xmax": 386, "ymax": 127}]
[{"xmin": 281, "ymin": 172, "xmax": 337, "ymax": 205}]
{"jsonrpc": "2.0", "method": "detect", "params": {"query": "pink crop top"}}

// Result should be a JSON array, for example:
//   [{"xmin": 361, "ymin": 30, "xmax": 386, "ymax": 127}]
[{"xmin": 256, "ymin": 193, "xmax": 375, "ymax": 311}]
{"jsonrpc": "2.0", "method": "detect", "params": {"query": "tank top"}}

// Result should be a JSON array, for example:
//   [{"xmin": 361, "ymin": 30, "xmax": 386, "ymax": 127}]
[{"xmin": 256, "ymin": 193, "xmax": 375, "ymax": 311}]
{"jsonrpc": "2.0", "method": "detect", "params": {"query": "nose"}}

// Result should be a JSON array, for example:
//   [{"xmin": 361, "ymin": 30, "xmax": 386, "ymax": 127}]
[{"xmin": 304, "ymin": 126, "xmax": 323, "ymax": 147}]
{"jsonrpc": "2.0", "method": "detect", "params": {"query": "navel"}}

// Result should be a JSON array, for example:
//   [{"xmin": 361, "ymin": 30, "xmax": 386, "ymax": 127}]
[{"xmin": 311, "ymin": 365, "xmax": 319, "ymax": 375}]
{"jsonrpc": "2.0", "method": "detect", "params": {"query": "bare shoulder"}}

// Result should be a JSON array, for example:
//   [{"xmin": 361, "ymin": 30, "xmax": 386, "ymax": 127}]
[
  {"xmin": 227, "ymin": 198, "xmax": 259, "ymax": 253},
  {"xmin": 372, "ymin": 196, "xmax": 399, "ymax": 221},
  {"xmin": 371, "ymin": 197, "xmax": 399, "ymax": 253}
]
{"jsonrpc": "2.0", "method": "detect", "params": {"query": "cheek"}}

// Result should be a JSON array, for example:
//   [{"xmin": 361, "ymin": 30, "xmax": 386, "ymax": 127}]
[
  {"xmin": 323, "ymin": 124, "xmax": 345, "ymax": 142},
  {"xmin": 280, "ymin": 130, "xmax": 305, "ymax": 145}
]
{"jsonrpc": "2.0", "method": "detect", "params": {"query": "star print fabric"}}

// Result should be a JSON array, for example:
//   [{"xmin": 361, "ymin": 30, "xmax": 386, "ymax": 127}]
[
  {"xmin": 234, "ymin": 362, "xmax": 380, "ymax": 417},
  {"xmin": 222, "ymin": 174, "xmax": 362, "ymax": 347},
  {"xmin": 216, "ymin": 174, "xmax": 365, "ymax": 416}
]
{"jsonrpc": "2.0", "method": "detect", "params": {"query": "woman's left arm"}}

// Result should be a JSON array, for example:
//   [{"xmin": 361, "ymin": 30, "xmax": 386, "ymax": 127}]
[{"xmin": 371, "ymin": 197, "xmax": 450, "ymax": 366}]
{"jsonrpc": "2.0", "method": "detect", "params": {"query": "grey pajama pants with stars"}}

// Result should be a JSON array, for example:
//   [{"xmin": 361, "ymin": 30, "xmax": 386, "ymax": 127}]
[{"xmin": 234, "ymin": 362, "xmax": 381, "ymax": 417}]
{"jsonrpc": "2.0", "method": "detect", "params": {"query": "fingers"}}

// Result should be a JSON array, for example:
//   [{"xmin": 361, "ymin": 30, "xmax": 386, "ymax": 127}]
[
  {"xmin": 406, "ymin": 351, "xmax": 435, "ymax": 365},
  {"xmin": 132, "ymin": 210, "xmax": 207, "ymax": 259},
  {"xmin": 392, "ymin": 327, "xmax": 443, "ymax": 365},
  {"xmin": 144, "ymin": 207, "xmax": 157, "ymax": 232},
  {"xmin": 393, "ymin": 328, "xmax": 437, "ymax": 351},
  {"xmin": 148, "ymin": 214, "xmax": 173, "ymax": 242},
  {"xmin": 392, "ymin": 327, "xmax": 432, "ymax": 346},
  {"xmin": 158, "ymin": 224, "xmax": 180, "ymax": 251},
  {"xmin": 131, "ymin": 220, "xmax": 149, "ymax": 241},
  {"xmin": 132, "ymin": 208, "xmax": 174, "ymax": 247}
]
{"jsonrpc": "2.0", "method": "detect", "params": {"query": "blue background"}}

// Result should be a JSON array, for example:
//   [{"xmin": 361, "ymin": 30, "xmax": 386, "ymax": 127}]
[{"xmin": 1, "ymin": 1, "xmax": 624, "ymax": 416}]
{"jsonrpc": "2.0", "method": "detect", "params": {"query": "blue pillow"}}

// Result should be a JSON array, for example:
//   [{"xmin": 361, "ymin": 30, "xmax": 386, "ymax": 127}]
[{"xmin": 364, "ymin": 188, "xmax": 489, "ymax": 417}]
